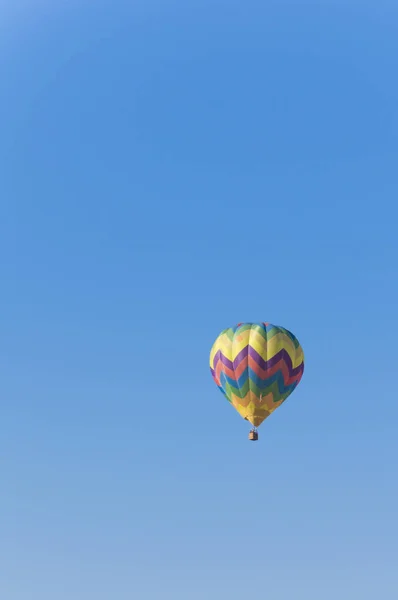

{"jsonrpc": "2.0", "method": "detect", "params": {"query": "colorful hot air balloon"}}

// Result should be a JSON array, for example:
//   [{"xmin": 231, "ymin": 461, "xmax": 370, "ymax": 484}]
[{"xmin": 209, "ymin": 322, "xmax": 304, "ymax": 440}]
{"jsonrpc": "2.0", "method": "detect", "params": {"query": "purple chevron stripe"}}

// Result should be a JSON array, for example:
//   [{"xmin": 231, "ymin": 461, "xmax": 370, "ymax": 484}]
[
  {"xmin": 233, "ymin": 346, "xmax": 303, "ymax": 377},
  {"xmin": 252, "ymin": 347, "xmax": 303, "ymax": 377},
  {"xmin": 232, "ymin": 346, "xmax": 248, "ymax": 368},
  {"xmin": 213, "ymin": 347, "xmax": 304, "ymax": 380},
  {"xmin": 212, "ymin": 349, "xmax": 233, "ymax": 371}
]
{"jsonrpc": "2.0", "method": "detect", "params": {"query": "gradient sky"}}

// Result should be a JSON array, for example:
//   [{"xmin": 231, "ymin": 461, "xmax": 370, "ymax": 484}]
[{"xmin": 1, "ymin": 2, "xmax": 397, "ymax": 599}]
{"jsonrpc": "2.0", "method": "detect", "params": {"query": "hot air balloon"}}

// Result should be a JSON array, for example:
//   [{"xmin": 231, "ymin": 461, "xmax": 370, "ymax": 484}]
[{"xmin": 209, "ymin": 322, "xmax": 304, "ymax": 440}]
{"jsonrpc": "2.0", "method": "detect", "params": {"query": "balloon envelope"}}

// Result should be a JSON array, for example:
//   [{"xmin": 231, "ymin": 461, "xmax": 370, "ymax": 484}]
[{"xmin": 209, "ymin": 322, "xmax": 304, "ymax": 427}]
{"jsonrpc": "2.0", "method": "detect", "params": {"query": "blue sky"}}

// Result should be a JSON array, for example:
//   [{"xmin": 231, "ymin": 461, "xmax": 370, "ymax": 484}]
[{"xmin": 1, "ymin": 2, "xmax": 397, "ymax": 599}]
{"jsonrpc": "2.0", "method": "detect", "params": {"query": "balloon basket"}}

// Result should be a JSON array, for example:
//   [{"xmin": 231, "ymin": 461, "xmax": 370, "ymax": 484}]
[{"xmin": 248, "ymin": 429, "xmax": 258, "ymax": 441}]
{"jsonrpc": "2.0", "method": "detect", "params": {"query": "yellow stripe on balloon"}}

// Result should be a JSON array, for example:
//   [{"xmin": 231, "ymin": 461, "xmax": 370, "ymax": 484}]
[
  {"xmin": 249, "ymin": 331, "xmax": 299, "ymax": 365},
  {"xmin": 225, "ymin": 329, "xmax": 303, "ymax": 368},
  {"xmin": 230, "ymin": 329, "xmax": 251, "ymax": 357}
]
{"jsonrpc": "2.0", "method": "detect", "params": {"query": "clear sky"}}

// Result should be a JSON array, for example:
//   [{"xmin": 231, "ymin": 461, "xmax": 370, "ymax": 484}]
[{"xmin": 1, "ymin": 2, "xmax": 397, "ymax": 599}]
